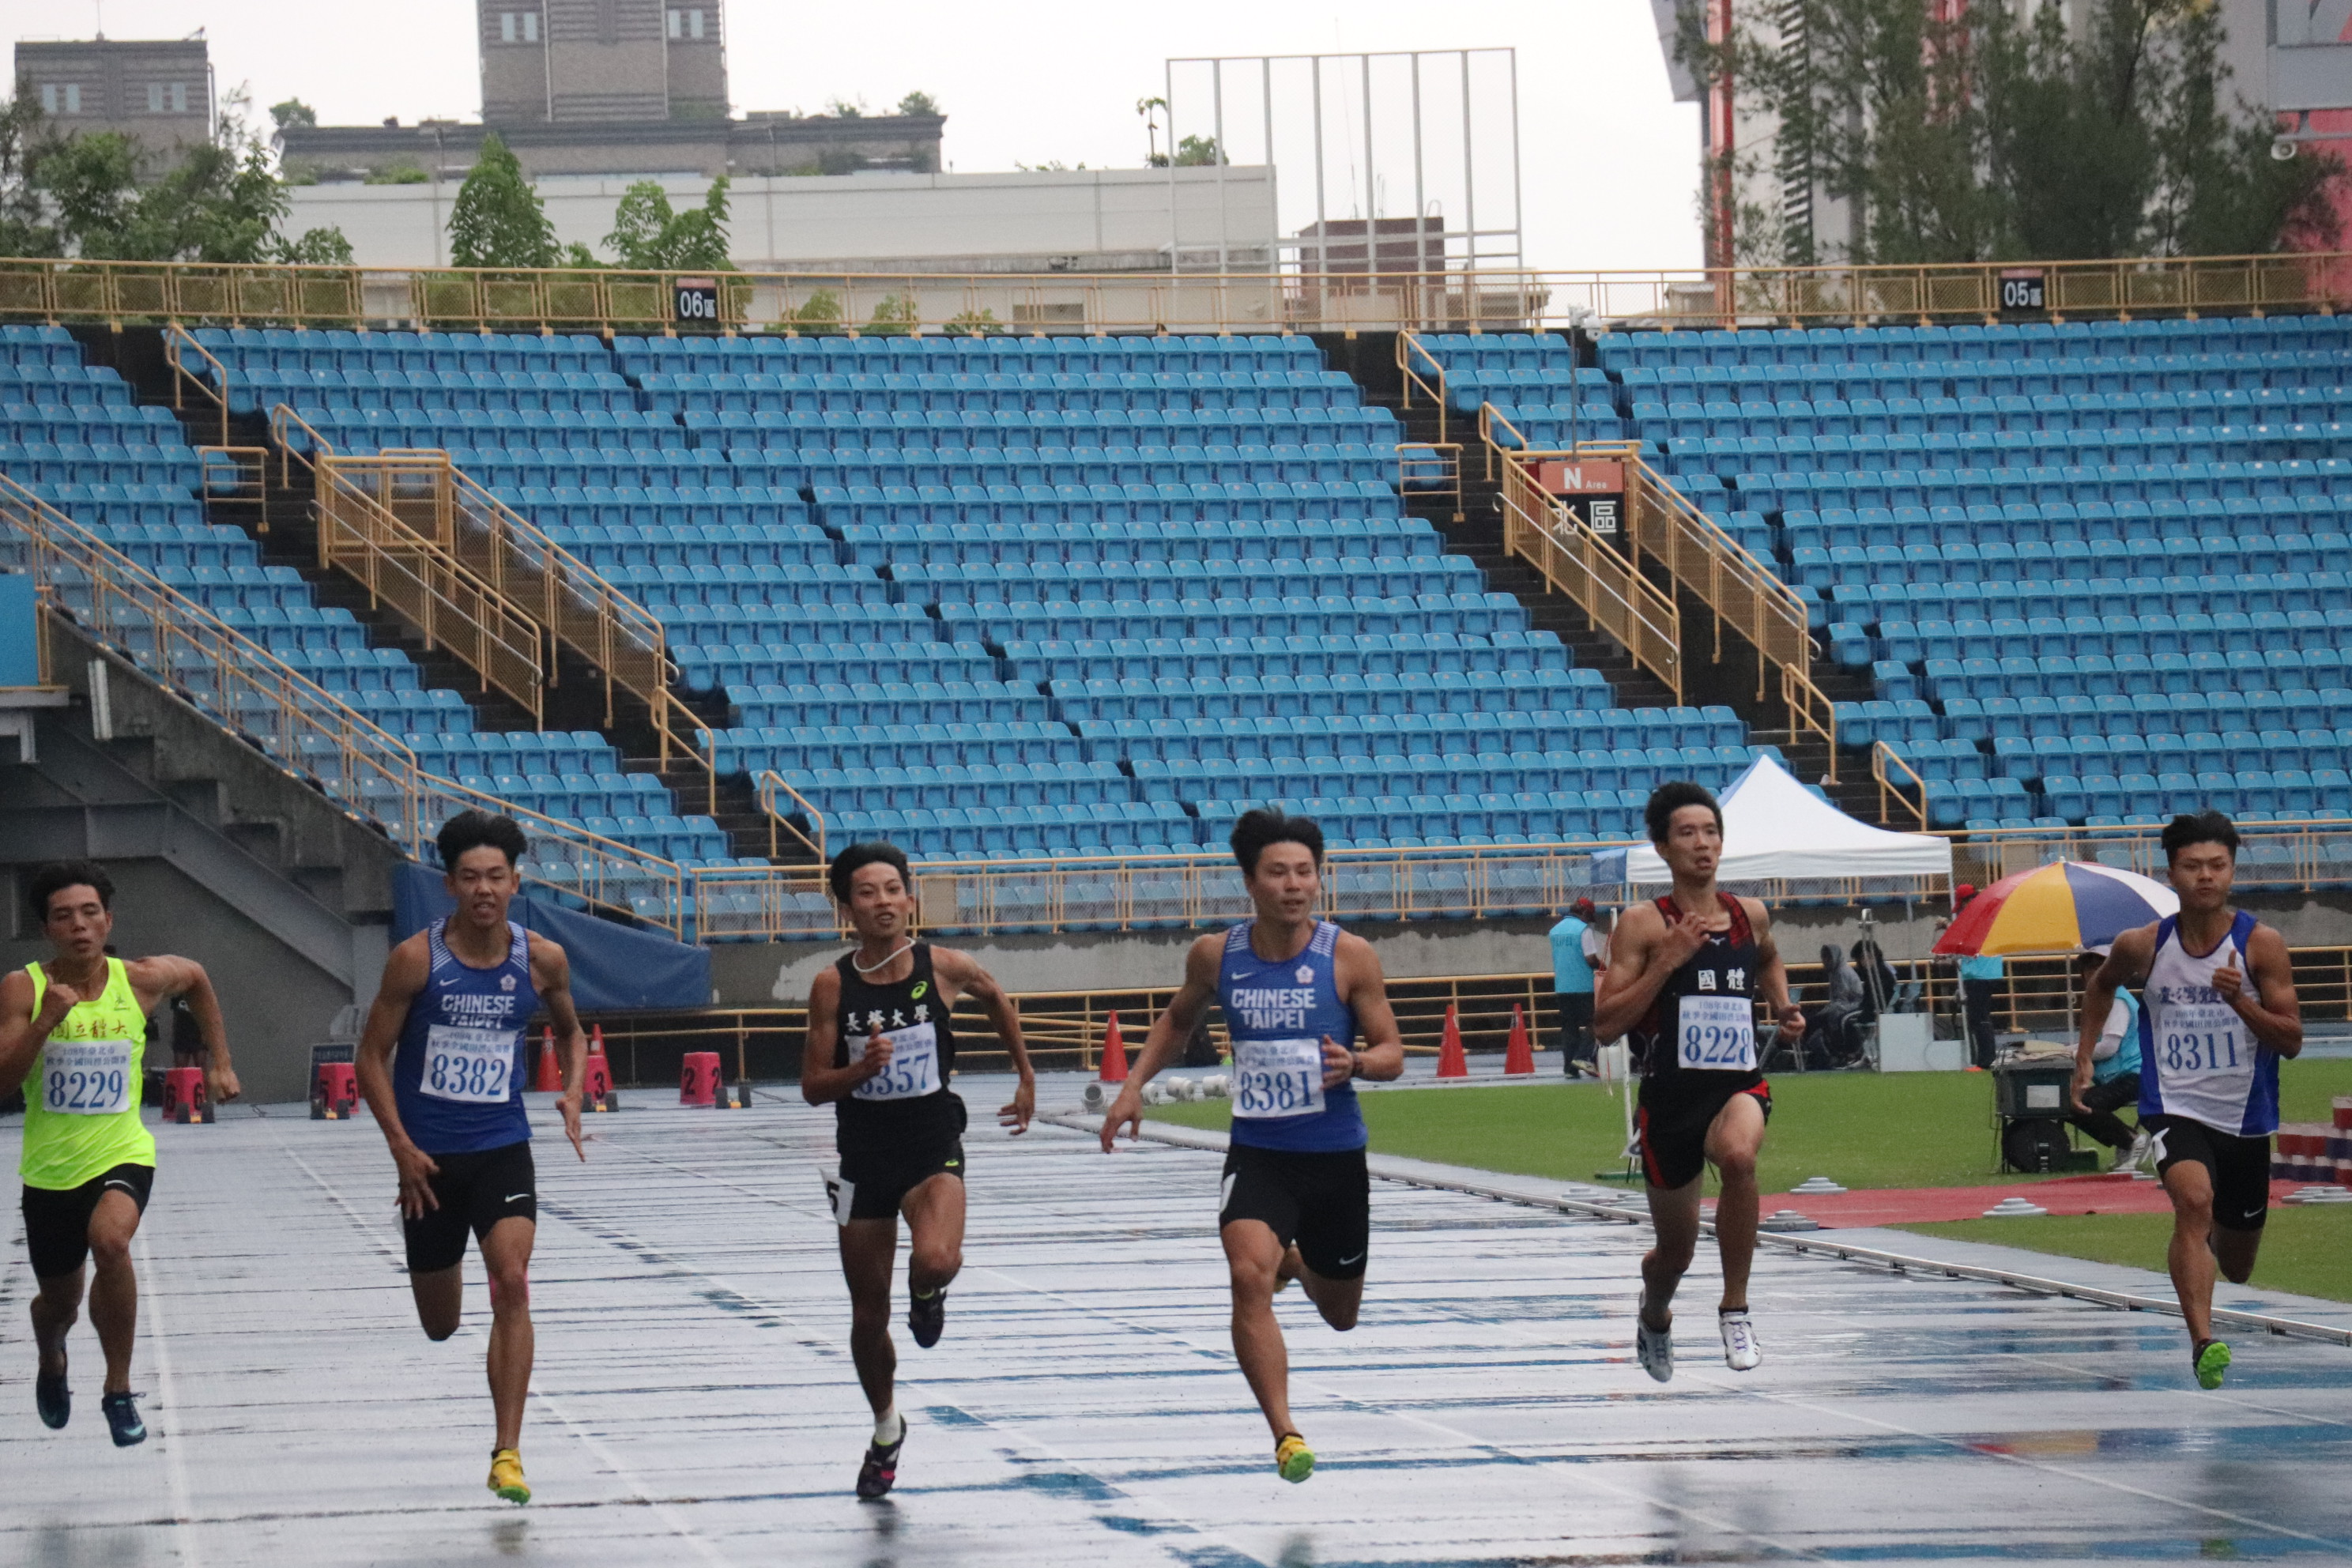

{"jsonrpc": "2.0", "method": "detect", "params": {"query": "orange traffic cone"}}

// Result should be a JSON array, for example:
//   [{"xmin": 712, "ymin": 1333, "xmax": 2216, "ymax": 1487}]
[
  {"xmin": 1098, "ymin": 1012, "xmax": 1129, "ymax": 1082},
  {"xmin": 1437, "ymin": 1004, "xmax": 1468, "ymax": 1078},
  {"xmin": 1504, "ymin": 1003, "xmax": 1535, "ymax": 1075},
  {"xmin": 533, "ymin": 1026, "xmax": 564, "ymax": 1091}
]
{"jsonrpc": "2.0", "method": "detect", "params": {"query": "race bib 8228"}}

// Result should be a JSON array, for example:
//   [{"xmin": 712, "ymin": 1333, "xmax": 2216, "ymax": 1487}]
[{"xmin": 1676, "ymin": 994, "xmax": 1758, "ymax": 1072}]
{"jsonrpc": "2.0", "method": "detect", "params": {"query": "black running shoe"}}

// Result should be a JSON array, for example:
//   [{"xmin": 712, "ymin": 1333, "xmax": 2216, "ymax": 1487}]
[
  {"xmin": 36, "ymin": 1372, "xmax": 68, "ymax": 1430},
  {"xmin": 908, "ymin": 1287, "xmax": 946, "ymax": 1349},
  {"xmin": 856, "ymin": 1430, "xmax": 905, "ymax": 1501},
  {"xmin": 101, "ymin": 1391, "xmax": 145, "ymax": 1447}
]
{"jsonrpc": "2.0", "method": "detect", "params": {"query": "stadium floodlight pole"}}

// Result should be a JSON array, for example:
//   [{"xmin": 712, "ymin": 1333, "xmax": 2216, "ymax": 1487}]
[
  {"xmin": 1311, "ymin": 57, "xmax": 1327, "ymax": 281},
  {"xmin": 1412, "ymin": 52, "xmax": 1427, "ymax": 296},
  {"xmin": 1363, "ymin": 54, "xmax": 1376, "ymax": 281},
  {"xmin": 1461, "ymin": 51, "xmax": 1476, "ymax": 277},
  {"xmin": 1214, "ymin": 60, "xmax": 1229, "ymax": 277},
  {"xmin": 1166, "ymin": 57, "xmax": 1178, "ymax": 282}
]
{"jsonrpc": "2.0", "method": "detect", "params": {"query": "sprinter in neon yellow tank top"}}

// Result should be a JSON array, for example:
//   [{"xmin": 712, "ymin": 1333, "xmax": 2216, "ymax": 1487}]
[{"xmin": 0, "ymin": 860, "xmax": 238, "ymax": 1446}]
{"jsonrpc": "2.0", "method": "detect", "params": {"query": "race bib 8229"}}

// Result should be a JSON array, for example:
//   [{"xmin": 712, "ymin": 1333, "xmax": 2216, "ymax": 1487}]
[{"xmin": 42, "ymin": 1039, "xmax": 133, "ymax": 1116}]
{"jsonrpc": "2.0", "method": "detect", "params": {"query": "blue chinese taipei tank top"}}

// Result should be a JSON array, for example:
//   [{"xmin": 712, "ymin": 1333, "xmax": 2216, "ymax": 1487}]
[
  {"xmin": 1218, "ymin": 919, "xmax": 1365, "ymax": 1154},
  {"xmin": 394, "ymin": 918, "xmax": 538, "ymax": 1155},
  {"xmin": 2137, "ymin": 910, "xmax": 2278, "ymax": 1137}
]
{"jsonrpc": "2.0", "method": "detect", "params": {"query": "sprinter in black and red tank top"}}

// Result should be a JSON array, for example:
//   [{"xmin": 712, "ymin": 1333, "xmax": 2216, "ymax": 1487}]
[{"xmin": 1595, "ymin": 782, "xmax": 1804, "ymax": 1385}]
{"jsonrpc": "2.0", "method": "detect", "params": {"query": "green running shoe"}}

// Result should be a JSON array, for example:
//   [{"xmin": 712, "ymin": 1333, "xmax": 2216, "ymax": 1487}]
[{"xmin": 2194, "ymin": 1339, "xmax": 2231, "ymax": 1391}]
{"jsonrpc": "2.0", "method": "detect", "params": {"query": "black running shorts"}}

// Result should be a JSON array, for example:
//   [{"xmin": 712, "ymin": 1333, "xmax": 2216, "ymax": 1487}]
[
  {"xmin": 832, "ymin": 1134, "xmax": 965, "ymax": 1223},
  {"xmin": 2145, "ymin": 1114, "xmax": 2272, "ymax": 1233},
  {"xmin": 21, "ymin": 1163, "xmax": 153, "ymax": 1280},
  {"xmin": 1636, "ymin": 1077, "xmax": 1772, "ymax": 1191},
  {"xmin": 1219, "ymin": 1142, "xmax": 1370, "ymax": 1281},
  {"xmin": 402, "ymin": 1140, "xmax": 537, "ymax": 1274}
]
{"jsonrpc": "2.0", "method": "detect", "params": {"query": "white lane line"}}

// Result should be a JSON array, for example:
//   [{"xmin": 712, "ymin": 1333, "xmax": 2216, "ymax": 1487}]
[
  {"xmin": 133, "ymin": 1223, "xmax": 203, "ymax": 1568},
  {"xmin": 264, "ymin": 1125, "xmax": 730, "ymax": 1562}
]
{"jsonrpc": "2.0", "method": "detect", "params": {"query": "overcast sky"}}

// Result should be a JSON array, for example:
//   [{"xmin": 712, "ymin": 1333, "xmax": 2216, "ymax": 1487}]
[{"xmin": 13, "ymin": 0, "xmax": 1702, "ymax": 272}]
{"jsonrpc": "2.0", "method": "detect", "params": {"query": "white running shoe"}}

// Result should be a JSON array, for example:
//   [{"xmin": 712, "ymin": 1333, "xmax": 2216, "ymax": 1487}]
[
  {"xmin": 1718, "ymin": 1309, "xmax": 1761, "ymax": 1371},
  {"xmin": 1636, "ymin": 1298, "xmax": 1674, "ymax": 1383},
  {"xmin": 2127, "ymin": 1129, "xmax": 2152, "ymax": 1172}
]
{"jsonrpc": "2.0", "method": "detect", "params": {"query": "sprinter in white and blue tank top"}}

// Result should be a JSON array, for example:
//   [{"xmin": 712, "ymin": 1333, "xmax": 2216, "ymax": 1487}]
[
  {"xmin": 2076, "ymin": 810, "xmax": 2302, "ymax": 1392},
  {"xmin": 1099, "ymin": 808, "xmax": 1405, "ymax": 1486},
  {"xmin": 356, "ymin": 810, "xmax": 590, "ymax": 1507}
]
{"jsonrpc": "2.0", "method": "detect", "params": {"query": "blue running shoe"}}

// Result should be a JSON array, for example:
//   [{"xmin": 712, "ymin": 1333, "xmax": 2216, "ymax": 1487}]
[
  {"xmin": 36, "ymin": 1372, "xmax": 68, "ymax": 1430},
  {"xmin": 101, "ymin": 1392, "xmax": 145, "ymax": 1447}
]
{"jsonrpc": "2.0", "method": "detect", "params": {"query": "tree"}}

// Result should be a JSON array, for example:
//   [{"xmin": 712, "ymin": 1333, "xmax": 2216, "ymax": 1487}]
[
  {"xmin": 0, "ymin": 95, "xmax": 61, "ymax": 256},
  {"xmin": 895, "ymin": 91, "xmax": 940, "ymax": 117},
  {"xmin": 269, "ymin": 98, "xmax": 317, "ymax": 133},
  {"xmin": 446, "ymin": 133, "xmax": 559, "ymax": 268},
  {"xmin": 1149, "ymin": 134, "xmax": 1227, "ymax": 170},
  {"xmin": 602, "ymin": 176, "xmax": 732, "ymax": 270}
]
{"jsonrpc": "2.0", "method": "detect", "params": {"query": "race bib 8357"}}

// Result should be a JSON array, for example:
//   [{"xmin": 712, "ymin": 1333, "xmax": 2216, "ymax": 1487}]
[{"xmin": 853, "ymin": 1022, "xmax": 941, "ymax": 1102}]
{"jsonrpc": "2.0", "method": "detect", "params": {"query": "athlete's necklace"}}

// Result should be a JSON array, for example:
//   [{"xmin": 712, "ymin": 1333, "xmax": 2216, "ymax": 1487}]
[{"xmin": 853, "ymin": 940, "xmax": 914, "ymax": 976}]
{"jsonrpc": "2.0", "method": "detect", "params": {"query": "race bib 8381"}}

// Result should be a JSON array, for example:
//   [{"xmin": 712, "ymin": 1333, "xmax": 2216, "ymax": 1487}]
[{"xmin": 1232, "ymin": 1038, "xmax": 1326, "ymax": 1119}]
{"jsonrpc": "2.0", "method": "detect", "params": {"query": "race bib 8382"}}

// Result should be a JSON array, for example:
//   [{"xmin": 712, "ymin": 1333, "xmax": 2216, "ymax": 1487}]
[{"xmin": 420, "ymin": 1024, "xmax": 518, "ymax": 1105}]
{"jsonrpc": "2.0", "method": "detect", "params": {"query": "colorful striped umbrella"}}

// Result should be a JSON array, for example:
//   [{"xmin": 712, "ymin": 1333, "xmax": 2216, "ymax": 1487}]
[{"xmin": 1932, "ymin": 859, "xmax": 2180, "ymax": 957}]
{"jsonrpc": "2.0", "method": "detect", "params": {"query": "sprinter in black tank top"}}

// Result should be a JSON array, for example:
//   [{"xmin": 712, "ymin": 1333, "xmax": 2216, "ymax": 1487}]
[
  {"xmin": 1595, "ymin": 782, "xmax": 1804, "ymax": 1385},
  {"xmin": 801, "ymin": 841, "xmax": 1035, "ymax": 1502}
]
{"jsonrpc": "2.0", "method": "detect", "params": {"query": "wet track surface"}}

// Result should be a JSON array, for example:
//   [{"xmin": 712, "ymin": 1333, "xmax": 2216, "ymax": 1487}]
[{"xmin": 3, "ymin": 1091, "xmax": 2349, "ymax": 1566}]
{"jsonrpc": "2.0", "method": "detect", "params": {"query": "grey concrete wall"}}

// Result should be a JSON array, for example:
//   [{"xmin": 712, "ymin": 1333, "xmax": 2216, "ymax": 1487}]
[{"xmin": 0, "ymin": 859, "xmax": 356, "ymax": 1103}]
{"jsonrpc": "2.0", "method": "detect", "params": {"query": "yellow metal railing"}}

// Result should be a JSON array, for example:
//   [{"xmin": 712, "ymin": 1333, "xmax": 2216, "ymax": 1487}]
[
  {"xmin": 194, "ymin": 445, "xmax": 270, "ymax": 534},
  {"xmin": 1396, "ymin": 329, "xmax": 1453, "ymax": 442},
  {"xmin": 752, "ymin": 768, "xmax": 828, "ymax": 862},
  {"xmin": 0, "ymin": 470, "xmax": 688, "ymax": 929},
  {"xmin": 1396, "ymin": 441, "xmax": 1462, "ymax": 518},
  {"xmin": 17, "ymin": 252, "xmax": 2346, "ymax": 335},
  {"xmin": 1873, "ymin": 741, "xmax": 1930, "ymax": 831},
  {"xmin": 162, "ymin": 325, "xmax": 231, "ymax": 444},
  {"xmin": 310, "ymin": 451, "xmax": 548, "ymax": 727},
  {"xmin": 1494, "ymin": 420, "xmax": 1683, "ymax": 702}
]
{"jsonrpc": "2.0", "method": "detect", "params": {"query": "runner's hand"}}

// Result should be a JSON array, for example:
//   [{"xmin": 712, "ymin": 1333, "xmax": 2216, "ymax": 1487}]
[
  {"xmin": 206, "ymin": 1061, "xmax": 242, "ymax": 1104},
  {"xmin": 36, "ymin": 979, "xmax": 82, "ymax": 1017},
  {"xmin": 857, "ymin": 1032, "xmax": 893, "ymax": 1080},
  {"xmin": 1320, "ymin": 1035, "xmax": 1355, "ymax": 1090},
  {"xmin": 2211, "ymin": 948, "xmax": 2245, "ymax": 1007},
  {"xmin": 1099, "ymin": 1087, "xmax": 1143, "ymax": 1151},
  {"xmin": 1774, "ymin": 1001, "xmax": 1805, "ymax": 1042},
  {"xmin": 392, "ymin": 1143, "xmax": 441, "ymax": 1219},
  {"xmin": 2069, "ymin": 1059, "xmax": 2094, "ymax": 1118},
  {"xmin": 558, "ymin": 1089, "xmax": 587, "ymax": 1161},
  {"xmin": 1658, "ymin": 908, "xmax": 1713, "ymax": 967},
  {"xmin": 999, "ymin": 1076, "xmax": 1035, "ymax": 1135}
]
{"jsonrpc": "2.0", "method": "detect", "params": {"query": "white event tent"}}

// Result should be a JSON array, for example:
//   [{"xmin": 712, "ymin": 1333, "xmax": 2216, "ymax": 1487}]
[{"xmin": 1597, "ymin": 755, "xmax": 1954, "ymax": 885}]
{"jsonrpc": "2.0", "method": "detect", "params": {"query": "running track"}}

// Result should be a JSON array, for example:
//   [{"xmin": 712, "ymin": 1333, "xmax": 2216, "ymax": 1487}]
[{"xmin": 4, "ymin": 1087, "xmax": 2350, "ymax": 1566}]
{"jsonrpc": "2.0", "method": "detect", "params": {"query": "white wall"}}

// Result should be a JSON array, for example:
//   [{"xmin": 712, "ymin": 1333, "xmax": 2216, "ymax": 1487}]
[{"xmin": 288, "ymin": 164, "xmax": 1278, "ymax": 273}]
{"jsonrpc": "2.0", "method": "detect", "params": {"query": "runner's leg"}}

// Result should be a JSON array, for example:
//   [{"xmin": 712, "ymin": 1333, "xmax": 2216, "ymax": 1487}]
[
  {"xmin": 83, "ymin": 1189, "xmax": 141, "ymax": 1396},
  {"xmin": 30, "ymin": 1266, "xmax": 85, "ymax": 1381},
  {"xmin": 2162, "ymin": 1159, "xmax": 2219, "ymax": 1345},
  {"xmin": 1290, "ymin": 1263, "xmax": 1363, "ymax": 1332},
  {"xmin": 1705, "ymin": 1093, "xmax": 1767, "ymax": 1312},
  {"xmin": 899, "ymin": 1171, "xmax": 965, "ymax": 1298},
  {"xmin": 2213, "ymin": 1225, "xmax": 2261, "ymax": 1286},
  {"xmin": 480, "ymin": 1216, "xmax": 535, "ymax": 1453},
  {"xmin": 1223, "ymin": 1218, "xmax": 1298, "ymax": 1442},
  {"xmin": 1641, "ymin": 1176, "xmax": 1703, "ymax": 1327},
  {"xmin": 839, "ymin": 1218, "xmax": 899, "ymax": 1417}
]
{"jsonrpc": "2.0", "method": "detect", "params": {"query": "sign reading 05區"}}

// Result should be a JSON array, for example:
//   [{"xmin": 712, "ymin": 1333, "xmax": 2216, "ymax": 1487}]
[
  {"xmin": 1537, "ymin": 458, "xmax": 1625, "ymax": 538},
  {"xmin": 1998, "ymin": 267, "xmax": 2047, "ymax": 316},
  {"xmin": 673, "ymin": 276, "xmax": 721, "ymax": 325}
]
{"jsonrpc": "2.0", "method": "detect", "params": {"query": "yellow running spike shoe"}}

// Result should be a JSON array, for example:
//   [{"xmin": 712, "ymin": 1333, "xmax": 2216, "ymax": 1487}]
[
  {"xmin": 1275, "ymin": 1432, "xmax": 1315, "ymax": 1483},
  {"xmin": 488, "ymin": 1448, "xmax": 531, "ymax": 1505}
]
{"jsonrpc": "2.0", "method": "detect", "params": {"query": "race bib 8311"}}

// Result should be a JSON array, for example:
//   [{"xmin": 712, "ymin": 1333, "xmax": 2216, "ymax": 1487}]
[
  {"xmin": 1677, "ymin": 994, "xmax": 1757, "ymax": 1072},
  {"xmin": 1232, "ymin": 1038, "xmax": 1326, "ymax": 1119}
]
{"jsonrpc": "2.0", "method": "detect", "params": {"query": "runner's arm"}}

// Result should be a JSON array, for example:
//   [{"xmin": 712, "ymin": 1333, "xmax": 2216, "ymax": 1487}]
[
  {"xmin": 355, "ymin": 937, "xmax": 430, "ymax": 1158},
  {"xmin": 799, "ymin": 966, "xmax": 888, "ymax": 1104},
  {"xmin": 2074, "ymin": 926, "xmax": 2153, "ymax": 1112},
  {"xmin": 127, "ymin": 955, "xmax": 238, "ymax": 1101},
  {"xmin": 1592, "ymin": 903, "xmax": 1670, "ymax": 1041},
  {"xmin": 933, "ymin": 946, "xmax": 1035, "ymax": 1133},
  {"xmin": 1746, "ymin": 900, "xmax": 1807, "ymax": 1042},
  {"xmin": 0, "ymin": 967, "xmax": 67, "ymax": 1100},
  {"xmin": 1099, "ymin": 935, "xmax": 1219, "ymax": 1148},
  {"xmin": 530, "ymin": 934, "xmax": 589, "ymax": 1159},
  {"xmin": 1335, "ymin": 933, "xmax": 1404, "ymax": 1082},
  {"xmin": 2222, "ymin": 923, "xmax": 2302, "ymax": 1057}
]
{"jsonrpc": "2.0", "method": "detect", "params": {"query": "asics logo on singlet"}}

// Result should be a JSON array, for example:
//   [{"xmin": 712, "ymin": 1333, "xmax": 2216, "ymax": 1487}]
[{"xmin": 1230, "ymin": 987, "xmax": 1314, "ymax": 1030}]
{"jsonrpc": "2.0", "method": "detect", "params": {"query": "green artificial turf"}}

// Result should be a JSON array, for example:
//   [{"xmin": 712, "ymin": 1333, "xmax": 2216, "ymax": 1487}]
[
  {"xmin": 1893, "ymin": 1208, "xmax": 2352, "ymax": 1304},
  {"xmin": 1140, "ymin": 1056, "xmax": 2352, "ymax": 1197}
]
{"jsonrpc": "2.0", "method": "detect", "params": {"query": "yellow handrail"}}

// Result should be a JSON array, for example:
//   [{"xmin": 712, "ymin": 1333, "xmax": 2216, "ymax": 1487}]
[
  {"xmin": 1494, "ymin": 441, "xmax": 1683, "ymax": 700},
  {"xmin": 0, "ymin": 469, "xmax": 688, "ymax": 929},
  {"xmin": 21, "ymin": 251, "xmax": 2340, "ymax": 335},
  {"xmin": 1396, "ymin": 441, "xmax": 1461, "ymax": 519},
  {"xmin": 161, "ymin": 324, "xmax": 229, "ymax": 445},
  {"xmin": 753, "ymin": 768, "xmax": 828, "ymax": 861},
  {"xmin": 1873, "ymin": 741, "xmax": 1930, "ymax": 830},
  {"xmin": 1395, "ymin": 328, "xmax": 1451, "ymax": 443},
  {"xmin": 194, "ymin": 445, "xmax": 270, "ymax": 534},
  {"xmin": 311, "ymin": 454, "xmax": 548, "ymax": 727}
]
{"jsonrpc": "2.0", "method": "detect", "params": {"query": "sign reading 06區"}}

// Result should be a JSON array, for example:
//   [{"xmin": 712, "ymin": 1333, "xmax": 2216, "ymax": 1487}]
[{"xmin": 673, "ymin": 276, "xmax": 720, "ymax": 325}]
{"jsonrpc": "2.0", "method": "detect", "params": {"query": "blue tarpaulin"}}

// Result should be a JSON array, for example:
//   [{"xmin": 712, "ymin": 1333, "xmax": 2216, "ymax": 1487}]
[{"xmin": 391, "ymin": 861, "xmax": 711, "ymax": 1012}]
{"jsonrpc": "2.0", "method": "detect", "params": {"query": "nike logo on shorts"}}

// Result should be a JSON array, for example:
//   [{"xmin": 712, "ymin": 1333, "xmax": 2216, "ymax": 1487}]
[
  {"xmin": 504, "ymin": 1193, "xmax": 530, "ymax": 1202},
  {"xmin": 1336, "ymin": 1252, "xmax": 1364, "ymax": 1267},
  {"xmin": 2243, "ymin": 1206, "xmax": 2266, "ymax": 1221}
]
